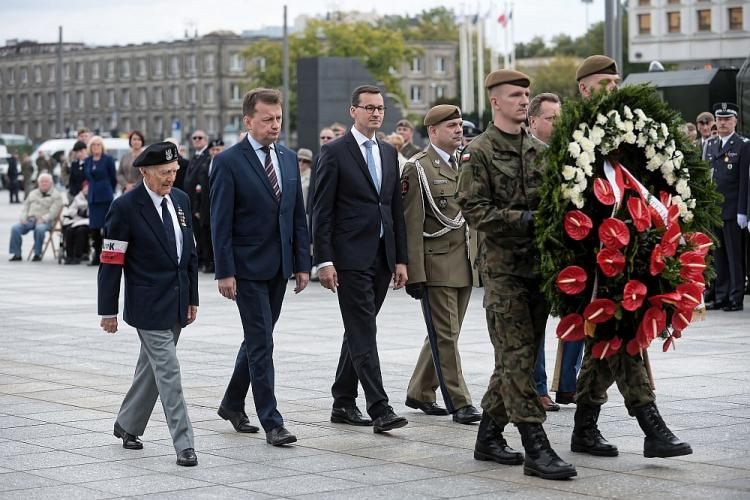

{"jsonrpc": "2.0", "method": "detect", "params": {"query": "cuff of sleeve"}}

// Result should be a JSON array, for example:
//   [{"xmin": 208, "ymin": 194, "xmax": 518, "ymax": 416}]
[
  {"xmin": 317, "ymin": 261, "xmax": 334, "ymax": 269},
  {"xmin": 100, "ymin": 315, "xmax": 117, "ymax": 319}
]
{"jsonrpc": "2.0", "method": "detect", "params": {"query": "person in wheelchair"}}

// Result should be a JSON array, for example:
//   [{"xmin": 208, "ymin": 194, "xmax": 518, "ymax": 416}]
[{"xmin": 62, "ymin": 181, "xmax": 90, "ymax": 265}]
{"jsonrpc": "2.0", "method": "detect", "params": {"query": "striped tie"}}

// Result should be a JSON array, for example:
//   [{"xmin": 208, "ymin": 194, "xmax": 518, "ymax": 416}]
[{"xmin": 260, "ymin": 145, "xmax": 281, "ymax": 200}]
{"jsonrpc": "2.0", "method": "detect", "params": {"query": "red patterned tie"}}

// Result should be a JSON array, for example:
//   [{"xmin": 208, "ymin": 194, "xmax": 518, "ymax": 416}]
[{"xmin": 260, "ymin": 145, "xmax": 281, "ymax": 200}]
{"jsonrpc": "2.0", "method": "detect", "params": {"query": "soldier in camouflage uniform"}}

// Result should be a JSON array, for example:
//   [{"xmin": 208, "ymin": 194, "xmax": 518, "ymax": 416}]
[
  {"xmin": 572, "ymin": 55, "xmax": 692, "ymax": 461},
  {"xmin": 456, "ymin": 69, "xmax": 577, "ymax": 480}
]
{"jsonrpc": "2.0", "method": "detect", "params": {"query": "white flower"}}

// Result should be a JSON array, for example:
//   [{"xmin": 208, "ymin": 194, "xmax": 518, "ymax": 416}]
[
  {"xmin": 661, "ymin": 159, "xmax": 675, "ymax": 174},
  {"xmin": 636, "ymin": 134, "xmax": 648, "ymax": 147},
  {"xmin": 673, "ymin": 151, "xmax": 683, "ymax": 168},
  {"xmin": 574, "ymin": 169, "xmax": 586, "ymax": 182},
  {"xmin": 648, "ymin": 128, "xmax": 658, "ymax": 141},
  {"xmin": 687, "ymin": 198, "xmax": 696, "ymax": 209},
  {"xmin": 579, "ymin": 137, "xmax": 595, "ymax": 153},
  {"xmin": 623, "ymin": 131, "xmax": 637, "ymax": 144},
  {"xmin": 568, "ymin": 142, "xmax": 581, "ymax": 159},
  {"xmin": 596, "ymin": 113, "xmax": 607, "ymax": 125},
  {"xmin": 590, "ymin": 126, "xmax": 606, "ymax": 145},
  {"xmin": 645, "ymin": 145, "xmax": 656, "ymax": 160},
  {"xmin": 623, "ymin": 105, "xmax": 634, "ymax": 120},
  {"xmin": 635, "ymin": 119, "xmax": 646, "ymax": 131},
  {"xmin": 634, "ymin": 108, "xmax": 647, "ymax": 120},
  {"xmin": 656, "ymin": 139, "xmax": 666, "ymax": 148},
  {"xmin": 664, "ymin": 171, "xmax": 676, "ymax": 185},
  {"xmin": 562, "ymin": 165, "xmax": 577, "ymax": 181},
  {"xmin": 576, "ymin": 151, "xmax": 593, "ymax": 169},
  {"xmin": 661, "ymin": 122, "xmax": 669, "ymax": 138},
  {"xmin": 683, "ymin": 212, "xmax": 694, "ymax": 223},
  {"xmin": 582, "ymin": 163, "xmax": 593, "ymax": 176},
  {"xmin": 646, "ymin": 154, "xmax": 662, "ymax": 171},
  {"xmin": 676, "ymin": 179, "xmax": 691, "ymax": 198},
  {"xmin": 622, "ymin": 121, "xmax": 634, "ymax": 133},
  {"xmin": 572, "ymin": 129, "xmax": 585, "ymax": 142},
  {"xmin": 572, "ymin": 195, "xmax": 585, "ymax": 209}
]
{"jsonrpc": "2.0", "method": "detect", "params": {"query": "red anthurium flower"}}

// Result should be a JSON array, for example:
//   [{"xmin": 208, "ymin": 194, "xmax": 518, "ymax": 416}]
[
  {"xmin": 662, "ymin": 335, "xmax": 675, "ymax": 352},
  {"xmin": 650, "ymin": 244, "xmax": 666, "ymax": 276},
  {"xmin": 659, "ymin": 191, "xmax": 672, "ymax": 207},
  {"xmin": 556, "ymin": 266, "xmax": 588, "ymax": 295},
  {"xmin": 556, "ymin": 314, "xmax": 585, "ymax": 341},
  {"xmin": 627, "ymin": 197, "xmax": 651, "ymax": 232},
  {"xmin": 667, "ymin": 204, "xmax": 680, "ymax": 225},
  {"xmin": 627, "ymin": 338, "xmax": 647, "ymax": 356},
  {"xmin": 583, "ymin": 299, "xmax": 617, "ymax": 324},
  {"xmin": 563, "ymin": 210, "xmax": 593, "ymax": 241},
  {"xmin": 599, "ymin": 218, "xmax": 630, "ymax": 249},
  {"xmin": 622, "ymin": 280, "xmax": 647, "ymax": 312},
  {"xmin": 684, "ymin": 232, "xmax": 712, "ymax": 256},
  {"xmin": 592, "ymin": 336, "xmax": 623, "ymax": 360},
  {"xmin": 679, "ymin": 251, "xmax": 706, "ymax": 282},
  {"xmin": 597, "ymin": 248, "xmax": 626, "ymax": 277},
  {"xmin": 676, "ymin": 283, "xmax": 703, "ymax": 311},
  {"xmin": 640, "ymin": 306, "xmax": 667, "ymax": 344},
  {"xmin": 671, "ymin": 307, "xmax": 693, "ymax": 332},
  {"xmin": 649, "ymin": 206, "xmax": 666, "ymax": 229},
  {"xmin": 593, "ymin": 178, "xmax": 616, "ymax": 205},
  {"xmin": 660, "ymin": 222, "xmax": 682, "ymax": 257},
  {"xmin": 648, "ymin": 291, "xmax": 682, "ymax": 308},
  {"xmin": 672, "ymin": 330, "xmax": 682, "ymax": 339}
]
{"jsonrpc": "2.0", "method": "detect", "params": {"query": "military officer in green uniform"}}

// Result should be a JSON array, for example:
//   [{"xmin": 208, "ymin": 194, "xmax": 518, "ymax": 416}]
[
  {"xmin": 572, "ymin": 55, "xmax": 692, "ymax": 461},
  {"xmin": 456, "ymin": 69, "xmax": 576, "ymax": 480},
  {"xmin": 397, "ymin": 119, "xmax": 423, "ymax": 159},
  {"xmin": 401, "ymin": 105, "xmax": 482, "ymax": 425}
]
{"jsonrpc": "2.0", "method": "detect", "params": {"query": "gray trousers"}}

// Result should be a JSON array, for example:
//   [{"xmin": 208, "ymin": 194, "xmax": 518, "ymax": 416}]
[{"xmin": 116, "ymin": 324, "xmax": 194, "ymax": 452}]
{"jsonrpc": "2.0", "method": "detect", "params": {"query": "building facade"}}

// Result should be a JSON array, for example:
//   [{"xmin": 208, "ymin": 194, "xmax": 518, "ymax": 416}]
[
  {"xmin": 397, "ymin": 40, "xmax": 458, "ymax": 116},
  {"xmin": 629, "ymin": 0, "xmax": 749, "ymax": 67}
]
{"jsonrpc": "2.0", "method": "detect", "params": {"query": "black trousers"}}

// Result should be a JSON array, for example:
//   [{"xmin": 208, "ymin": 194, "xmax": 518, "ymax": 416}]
[
  {"xmin": 201, "ymin": 222, "xmax": 213, "ymax": 266},
  {"xmin": 331, "ymin": 240, "xmax": 391, "ymax": 419},
  {"xmin": 715, "ymin": 219, "xmax": 745, "ymax": 303},
  {"xmin": 65, "ymin": 225, "xmax": 89, "ymax": 259},
  {"xmin": 192, "ymin": 215, "xmax": 203, "ymax": 265}
]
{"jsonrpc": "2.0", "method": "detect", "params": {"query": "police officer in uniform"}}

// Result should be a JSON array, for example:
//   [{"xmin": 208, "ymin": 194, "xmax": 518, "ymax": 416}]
[
  {"xmin": 401, "ymin": 105, "xmax": 481, "ymax": 425},
  {"xmin": 98, "ymin": 142, "xmax": 199, "ymax": 467},
  {"xmin": 456, "ymin": 69, "xmax": 576, "ymax": 480},
  {"xmin": 707, "ymin": 102, "xmax": 749, "ymax": 311}
]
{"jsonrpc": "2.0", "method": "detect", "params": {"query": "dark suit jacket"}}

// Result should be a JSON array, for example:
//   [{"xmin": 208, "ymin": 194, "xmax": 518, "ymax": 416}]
[
  {"xmin": 84, "ymin": 154, "xmax": 117, "ymax": 205},
  {"xmin": 708, "ymin": 133, "xmax": 750, "ymax": 220},
  {"xmin": 184, "ymin": 149, "xmax": 211, "ymax": 214},
  {"xmin": 97, "ymin": 184, "xmax": 199, "ymax": 330},
  {"xmin": 312, "ymin": 131, "xmax": 407, "ymax": 271},
  {"xmin": 210, "ymin": 138, "xmax": 311, "ymax": 281}
]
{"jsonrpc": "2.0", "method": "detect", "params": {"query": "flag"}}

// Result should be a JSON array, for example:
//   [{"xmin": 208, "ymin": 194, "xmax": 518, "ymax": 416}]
[{"xmin": 498, "ymin": 9, "xmax": 513, "ymax": 28}]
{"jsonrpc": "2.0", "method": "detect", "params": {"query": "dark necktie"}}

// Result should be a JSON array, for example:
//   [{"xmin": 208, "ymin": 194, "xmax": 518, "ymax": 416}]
[
  {"xmin": 161, "ymin": 198, "xmax": 178, "ymax": 261},
  {"xmin": 450, "ymin": 156, "xmax": 458, "ymax": 171},
  {"xmin": 260, "ymin": 146, "xmax": 281, "ymax": 200}
]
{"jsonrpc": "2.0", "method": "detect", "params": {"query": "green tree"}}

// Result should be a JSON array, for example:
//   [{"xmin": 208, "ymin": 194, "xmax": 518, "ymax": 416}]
[
  {"xmin": 379, "ymin": 7, "xmax": 458, "ymax": 41},
  {"xmin": 518, "ymin": 56, "xmax": 581, "ymax": 101}
]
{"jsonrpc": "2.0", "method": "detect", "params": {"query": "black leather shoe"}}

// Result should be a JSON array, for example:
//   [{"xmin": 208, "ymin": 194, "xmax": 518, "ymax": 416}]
[
  {"xmin": 723, "ymin": 301, "xmax": 744, "ymax": 312},
  {"xmin": 405, "ymin": 397, "xmax": 449, "ymax": 416},
  {"xmin": 373, "ymin": 408, "xmax": 408, "ymax": 433},
  {"xmin": 474, "ymin": 414, "xmax": 524, "ymax": 465},
  {"xmin": 453, "ymin": 405, "xmax": 482, "ymax": 424},
  {"xmin": 706, "ymin": 300, "xmax": 729, "ymax": 310},
  {"xmin": 8, "ymin": 255, "xmax": 21, "ymax": 262},
  {"xmin": 31, "ymin": 254, "xmax": 42, "ymax": 262},
  {"xmin": 517, "ymin": 423, "xmax": 577, "ymax": 480},
  {"xmin": 331, "ymin": 406, "xmax": 372, "ymax": 426},
  {"xmin": 266, "ymin": 426, "xmax": 297, "ymax": 446},
  {"xmin": 113, "ymin": 422, "xmax": 143, "ymax": 450},
  {"xmin": 176, "ymin": 448, "xmax": 198, "ymax": 466},
  {"xmin": 571, "ymin": 404, "xmax": 618, "ymax": 457},
  {"xmin": 218, "ymin": 405, "xmax": 260, "ymax": 433},
  {"xmin": 555, "ymin": 392, "xmax": 576, "ymax": 405}
]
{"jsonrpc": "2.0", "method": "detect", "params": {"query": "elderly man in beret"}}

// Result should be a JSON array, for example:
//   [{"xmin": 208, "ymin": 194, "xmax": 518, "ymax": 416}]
[
  {"xmin": 456, "ymin": 69, "xmax": 577, "ymax": 480},
  {"xmin": 98, "ymin": 141, "xmax": 199, "ymax": 467},
  {"xmin": 396, "ymin": 118, "xmax": 422, "ymax": 159},
  {"xmin": 401, "ymin": 105, "xmax": 482, "ymax": 426}
]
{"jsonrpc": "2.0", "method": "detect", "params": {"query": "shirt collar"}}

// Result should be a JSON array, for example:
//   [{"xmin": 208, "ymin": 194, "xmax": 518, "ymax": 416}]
[
  {"xmin": 430, "ymin": 143, "xmax": 453, "ymax": 164},
  {"xmin": 351, "ymin": 126, "xmax": 377, "ymax": 146},
  {"xmin": 720, "ymin": 132, "xmax": 735, "ymax": 146},
  {"xmin": 143, "ymin": 181, "xmax": 168, "ymax": 206},
  {"xmin": 247, "ymin": 133, "xmax": 274, "ymax": 153}
]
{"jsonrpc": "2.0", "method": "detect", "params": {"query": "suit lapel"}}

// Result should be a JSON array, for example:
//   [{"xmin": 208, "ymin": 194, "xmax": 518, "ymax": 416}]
[
  {"xmin": 135, "ymin": 184, "xmax": 177, "ymax": 265},
  {"xmin": 717, "ymin": 133, "xmax": 735, "ymax": 157},
  {"xmin": 426, "ymin": 145, "xmax": 457, "ymax": 181},
  {"xmin": 345, "ymin": 132, "xmax": 379, "ymax": 196},
  {"xmin": 172, "ymin": 194, "xmax": 190, "ymax": 265},
  {"xmin": 239, "ymin": 139, "xmax": 278, "ymax": 202},
  {"xmin": 377, "ymin": 139, "xmax": 392, "ymax": 200}
]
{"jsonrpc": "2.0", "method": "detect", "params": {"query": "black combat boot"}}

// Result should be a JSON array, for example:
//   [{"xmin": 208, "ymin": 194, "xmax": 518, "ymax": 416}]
[
  {"xmin": 571, "ymin": 404, "xmax": 619, "ymax": 457},
  {"xmin": 633, "ymin": 402, "xmax": 692, "ymax": 458},
  {"xmin": 473, "ymin": 414, "xmax": 524, "ymax": 465},
  {"xmin": 517, "ymin": 423, "xmax": 577, "ymax": 480}
]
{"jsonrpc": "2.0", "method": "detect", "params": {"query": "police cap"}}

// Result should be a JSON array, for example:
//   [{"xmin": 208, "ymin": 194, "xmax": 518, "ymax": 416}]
[
  {"xmin": 576, "ymin": 55, "xmax": 618, "ymax": 82},
  {"xmin": 713, "ymin": 102, "xmax": 739, "ymax": 118},
  {"xmin": 132, "ymin": 141, "xmax": 179, "ymax": 168},
  {"xmin": 423, "ymin": 105, "xmax": 462, "ymax": 127},
  {"xmin": 208, "ymin": 138, "xmax": 225, "ymax": 148},
  {"xmin": 484, "ymin": 69, "xmax": 530, "ymax": 90}
]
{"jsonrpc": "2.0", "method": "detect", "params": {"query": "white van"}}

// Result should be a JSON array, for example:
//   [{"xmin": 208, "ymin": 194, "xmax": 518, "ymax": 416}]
[{"xmin": 30, "ymin": 138, "xmax": 131, "ymax": 180}]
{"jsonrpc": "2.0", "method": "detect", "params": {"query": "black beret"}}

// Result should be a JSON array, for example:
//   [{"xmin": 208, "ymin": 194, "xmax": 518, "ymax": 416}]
[
  {"xmin": 132, "ymin": 141, "xmax": 179, "ymax": 168},
  {"xmin": 713, "ymin": 102, "xmax": 739, "ymax": 118},
  {"xmin": 72, "ymin": 141, "xmax": 87, "ymax": 152},
  {"xmin": 209, "ymin": 139, "xmax": 225, "ymax": 148}
]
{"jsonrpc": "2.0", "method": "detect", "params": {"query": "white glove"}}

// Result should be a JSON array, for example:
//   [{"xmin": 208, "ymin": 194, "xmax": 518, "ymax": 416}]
[{"xmin": 738, "ymin": 214, "xmax": 748, "ymax": 229}]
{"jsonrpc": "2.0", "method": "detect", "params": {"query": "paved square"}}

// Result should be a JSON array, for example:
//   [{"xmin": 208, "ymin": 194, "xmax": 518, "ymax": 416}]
[{"xmin": 1, "ymin": 195, "xmax": 749, "ymax": 499}]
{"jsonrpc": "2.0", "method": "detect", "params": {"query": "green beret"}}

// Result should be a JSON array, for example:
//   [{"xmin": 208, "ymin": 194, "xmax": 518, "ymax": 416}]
[
  {"xmin": 423, "ymin": 105, "xmax": 462, "ymax": 127},
  {"xmin": 484, "ymin": 69, "xmax": 531, "ymax": 90},
  {"xmin": 576, "ymin": 55, "xmax": 618, "ymax": 82},
  {"xmin": 396, "ymin": 119, "xmax": 414, "ymax": 130}
]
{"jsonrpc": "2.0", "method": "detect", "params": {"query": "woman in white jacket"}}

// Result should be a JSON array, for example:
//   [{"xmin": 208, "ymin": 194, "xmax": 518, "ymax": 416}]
[{"xmin": 62, "ymin": 181, "xmax": 90, "ymax": 264}]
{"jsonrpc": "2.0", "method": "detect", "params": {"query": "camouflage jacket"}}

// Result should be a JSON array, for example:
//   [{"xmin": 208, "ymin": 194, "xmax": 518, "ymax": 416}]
[{"xmin": 456, "ymin": 123, "xmax": 546, "ymax": 280}]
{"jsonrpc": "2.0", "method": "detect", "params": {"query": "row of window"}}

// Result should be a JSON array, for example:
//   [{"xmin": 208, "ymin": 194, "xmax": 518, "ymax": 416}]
[
  {"xmin": 409, "ymin": 55, "xmax": 448, "ymax": 74},
  {"xmin": 0, "ymin": 53, "xmax": 249, "ymax": 87},
  {"xmin": 409, "ymin": 84, "xmax": 447, "ymax": 104},
  {"xmin": 638, "ymin": 6, "xmax": 744, "ymax": 34}
]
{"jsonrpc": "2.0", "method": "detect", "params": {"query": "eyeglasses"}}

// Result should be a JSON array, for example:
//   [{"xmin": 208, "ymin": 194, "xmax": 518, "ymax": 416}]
[
  {"xmin": 354, "ymin": 105, "xmax": 387, "ymax": 114},
  {"xmin": 192, "ymin": 135, "xmax": 205, "ymax": 140}
]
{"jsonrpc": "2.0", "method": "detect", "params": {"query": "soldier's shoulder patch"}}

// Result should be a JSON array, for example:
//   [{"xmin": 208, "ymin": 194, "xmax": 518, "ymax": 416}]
[
  {"xmin": 401, "ymin": 177, "xmax": 409, "ymax": 195},
  {"xmin": 461, "ymin": 152, "xmax": 471, "ymax": 162}
]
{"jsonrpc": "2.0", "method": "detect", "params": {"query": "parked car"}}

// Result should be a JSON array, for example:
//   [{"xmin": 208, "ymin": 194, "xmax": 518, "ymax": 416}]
[
  {"xmin": 30, "ymin": 138, "xmax": 130, "ymax": 181},
  {"xmin": 0, "ymin": 145, "xmax": 12, "ymax": 189}
]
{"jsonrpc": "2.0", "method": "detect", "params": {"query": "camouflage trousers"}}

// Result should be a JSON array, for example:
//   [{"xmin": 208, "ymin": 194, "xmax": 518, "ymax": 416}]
[
  {"xmin": 480, "ymin": 273, "xmax": 547, "ymax": 428},
  {"xmin": 576, "ymin": 338, "xmax": 655, "ymax": 415}
]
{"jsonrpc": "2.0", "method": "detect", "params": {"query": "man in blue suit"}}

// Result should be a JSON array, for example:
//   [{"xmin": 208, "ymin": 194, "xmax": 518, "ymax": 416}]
[
  {"xmin": 98, "ymin": 141, "xmax": 199, "ymax": 467},
  {"xmin": 211, "ymin": 88, "xmax": 311, "ymax": 446}
]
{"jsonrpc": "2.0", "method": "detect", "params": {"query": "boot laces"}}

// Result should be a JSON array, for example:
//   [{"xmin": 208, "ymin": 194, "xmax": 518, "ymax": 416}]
[{"xmin": 647, "ymin": 407, "xmax": 676, "ymax": 439}]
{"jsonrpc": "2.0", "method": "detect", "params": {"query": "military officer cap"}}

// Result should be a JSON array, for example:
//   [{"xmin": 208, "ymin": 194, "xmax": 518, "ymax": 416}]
[
  {"xmin": 208, "ymin": 138, "xmax": 225, "ymax": 148},
  {"xmin": 424, "ymin": 105, "xmax": 462, "ymax": 127},
  {"xmin": 132, "ymin": 141, "xmax": 179, "ymax": 168},
  {"xmin": 297, "ymin": 148, "xmax": 313, "ymax": 161},
  {"xmin": 396, "ymin": 118, "xmax": 414, "ymax": 130},
  {"xmin": 576, "ymin": 55, "xmax": 618, "ymax": 82},
  {"xmin": 696, "ymin": 111, "xmax": 714, "ymax": 124},
  {"xmin": 484, "ymin": 69, "xmax": 530, "ymax": 90},
  {"xmin": 713, "ymin": 102, "xmax": 739, "ymax": 118}
]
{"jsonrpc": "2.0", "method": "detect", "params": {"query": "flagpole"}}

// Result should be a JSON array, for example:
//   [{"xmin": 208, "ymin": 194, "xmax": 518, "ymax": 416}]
[
  {"xmin": 476, "ymin": 16, "xmax": 485, "ymax": 121},
  {"xmin": 510, "ymin": 1, "xmax": 515, "ymax": 69},
  {"xmin": 503, "ymin": 1, "xmax": 510, "ymax": 68},
  {"xmin": 466, "ymin": 16, "xmax": 475, "ymax": 114},
  {"xmin": 460, "ymin": 18, "xmax": 468, "ymax": 112}
]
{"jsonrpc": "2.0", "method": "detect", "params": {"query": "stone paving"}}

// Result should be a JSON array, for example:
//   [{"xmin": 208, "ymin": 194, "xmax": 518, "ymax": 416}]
[{"xmin": 1, "ymin": 194, "xmax": 749, "ymax": 499}]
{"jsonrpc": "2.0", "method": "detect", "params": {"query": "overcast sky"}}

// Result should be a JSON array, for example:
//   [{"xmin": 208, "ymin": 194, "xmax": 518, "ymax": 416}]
[{"xmin": 1, "ymin": 0, "xmax": 605, "ymax": 48}]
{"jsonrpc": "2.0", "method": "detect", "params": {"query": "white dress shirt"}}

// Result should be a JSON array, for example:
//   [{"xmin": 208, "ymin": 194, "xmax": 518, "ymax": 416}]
[
  {"xmin": 430, "ymin": 143, "xmax": 455, "ymax": 166},
  {"xmin": 247, "ymin": 134, "xmax": 283, "ymax": 193},
  {"xmin": 144, "ymin": 182, "xmax": 184, "ymax": 264},
  {"xmin": 351, "ymin": 126, "xmax": 382, "ymax": 184}
]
